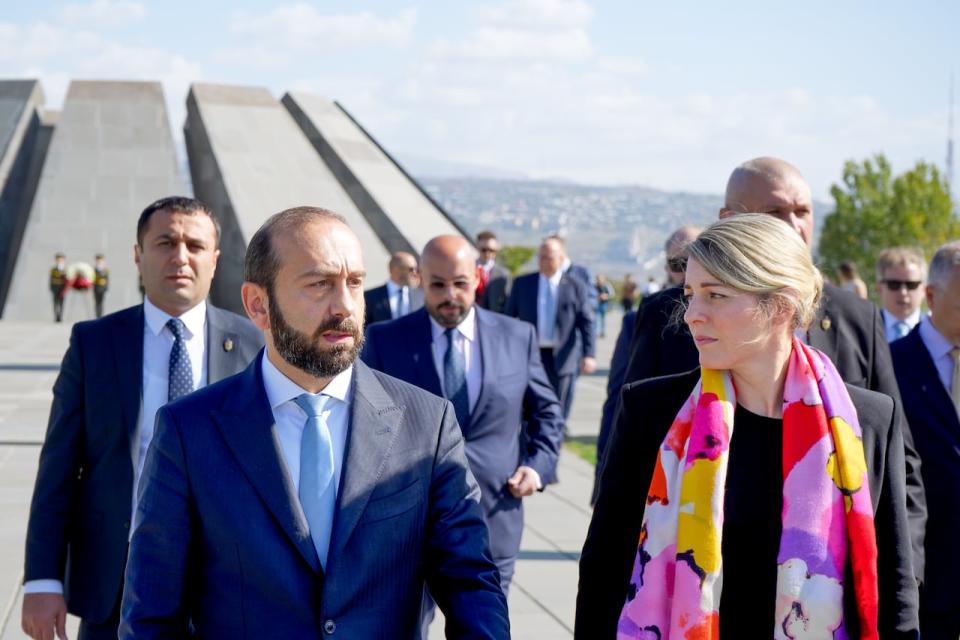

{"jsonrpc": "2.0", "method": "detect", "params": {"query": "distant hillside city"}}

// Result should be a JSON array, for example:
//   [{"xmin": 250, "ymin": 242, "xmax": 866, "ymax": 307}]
[{"xmin": 421, "ymin": 176, "xmax": 828, "ymax": 283}]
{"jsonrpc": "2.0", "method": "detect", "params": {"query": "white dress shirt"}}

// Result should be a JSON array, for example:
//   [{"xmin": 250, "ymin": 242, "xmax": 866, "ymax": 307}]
[
  {"xmin": 25, "ymin": 297, "xmax": 209, "ymax": 595},
  {"xmin": 385, "ymin": 280, "xmax": 409, "ymax": 319},
  {"xmin": 882, "ymin": 308, "xmax": 922, "ymax": 343},
  {"xmin": 918, "ymin": 315, "xmax": 956, "ymax": 394},
  {"xmin": 262, "ymin": 353, "xmax": 352, "ymax": 496},
  {"xmin": 537, "ymin": 271, "xmax": 563, "ymax": 348},
  {"xmin": 430, "ymin": 308, "xmax": 482, "ymax": 413}
]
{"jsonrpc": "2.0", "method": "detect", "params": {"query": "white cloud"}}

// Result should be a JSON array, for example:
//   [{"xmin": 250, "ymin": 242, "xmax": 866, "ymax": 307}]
[
  {"xmin": 0, "ymin": 18, "xmax": 202, "ymax": 161},
  {"xmin": 57, "ymin": 0, "xmax": 146, "ymax": 30},
  {"xmin": 477, "ymin": 0, "xmax": 594, "ymax": 29},
  {"xmin": 228, "ymin": 5, "xmax": 416, "ymax": 50},
  {"xmin": 432, "ymin": 27, "xmax": 592, "ymax": 60}
]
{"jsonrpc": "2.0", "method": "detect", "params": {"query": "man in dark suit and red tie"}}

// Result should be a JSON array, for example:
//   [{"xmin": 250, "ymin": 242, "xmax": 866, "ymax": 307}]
[
  {"xmin": 362, "ymin": 235, "xmax": 564, "ymax": 598},
  {"xmin": 22, "ymin": 197, "xmax": 262, "ymax": 640},
  {"xmin": 475, "ymin": 230, "xmax": 512, "ymax": 313},
  {"xmin": 890, "ymin": 242, "xmax": 960, "ymax": 640}
]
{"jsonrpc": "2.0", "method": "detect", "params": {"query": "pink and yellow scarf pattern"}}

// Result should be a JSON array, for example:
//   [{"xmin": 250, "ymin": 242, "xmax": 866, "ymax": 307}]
[{"xmin": 617, "ymin": 338, "xmax": 879, "ymax": 639}]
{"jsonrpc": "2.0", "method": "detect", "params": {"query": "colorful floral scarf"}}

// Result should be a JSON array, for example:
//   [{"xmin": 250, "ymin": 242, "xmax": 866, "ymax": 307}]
[{"xmin": 617, "ymin": 338, "xmax": 879, "ymax": 639}]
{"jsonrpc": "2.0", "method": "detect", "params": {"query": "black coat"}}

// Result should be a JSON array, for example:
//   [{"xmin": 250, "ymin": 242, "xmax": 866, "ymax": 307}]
[
  {"xmin": 622, "ymin": 283, "xmax": 927, "ymax": 577},
  {"xmin": 577, "ymin": 369, "xmax": 920, "ymax": 639},
  {"xmin": 477, "ymin": 264, "xmax": 512, "ymax": 314},
  {"xmin": 890, "ymin": 326, "xmax": 960, "ymax": 615}
]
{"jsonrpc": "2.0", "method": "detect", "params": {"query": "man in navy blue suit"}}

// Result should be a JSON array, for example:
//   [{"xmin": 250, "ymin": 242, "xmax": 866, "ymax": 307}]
[
  {"xmin": 505, "ymin": 235, "xmax": 595, "ymax": 419},
  {"xmin": 22, "ymin": 197, "xmax": 262, "ymax": 640},
  {"xmin": 120, "ymin": 207, "xmax": 508, "ymax": 639},
  {"xmin": 890, "ymin": 242, "xmax": 960, "ymax": 640},
  {"xmin": 363, "ymin": 235, "xmax": 564, "ymax": 596}
]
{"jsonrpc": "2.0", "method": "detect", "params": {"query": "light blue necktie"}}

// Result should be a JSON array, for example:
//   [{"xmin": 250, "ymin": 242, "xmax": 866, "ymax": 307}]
[
  {"xmin": 444, "ymin": 328, "xmax": 470, "ymax": 428},
  {"xmin": 294, "ymin": 393, "xmax": 336, "ymax": 570},
  {"xmin": 167, "ymin": 318, "xmax": 194, "ymax": 401},
  {"xmin": 893, "ymin": 321, "xmax": 909, "ymax": 341},
  {"xmin": 542, "ymin": 281, "xmax": 557, "ymax": 343}
]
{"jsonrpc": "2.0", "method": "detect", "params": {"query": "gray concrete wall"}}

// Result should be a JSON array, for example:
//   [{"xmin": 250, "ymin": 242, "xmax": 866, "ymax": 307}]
[
  {"xmin": 0, "ymin": 80, "xmax": 48, "ymax": 317},
  {"xmin": 282, "ymin": 92, "xmax": 468, "ymax": 261},
  {"xmin": 3, "ymin": 81, "xmax": 184, "ymax": 322},
  {"xmin": 185, "ymin": 83, "xmax": 390, "ymax": 314}
]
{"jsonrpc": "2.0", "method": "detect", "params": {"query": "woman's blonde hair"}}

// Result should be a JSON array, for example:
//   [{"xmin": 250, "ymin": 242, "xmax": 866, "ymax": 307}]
[{"xmin": 686, "ymin": 213, "xmax": 823, "ymax": 330}]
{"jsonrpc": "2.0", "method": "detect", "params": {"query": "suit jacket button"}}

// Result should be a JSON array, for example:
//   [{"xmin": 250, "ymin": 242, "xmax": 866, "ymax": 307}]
[
  {"xmin": 123, "ymin": 520, "xmax": 130, "ymax": 529},
  {"xmin": 323, "ymin": 619, "xmax": 336, "ymax": 634}
]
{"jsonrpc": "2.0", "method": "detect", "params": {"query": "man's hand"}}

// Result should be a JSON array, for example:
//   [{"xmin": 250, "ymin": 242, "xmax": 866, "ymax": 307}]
[
  {"xmin": 581, "ymin": 356, "xmax": 597, "ymax": 375},
  {"xmin": 507, "ymin": 466, "xmax": 542, "ymax": 498},
  {"xmin": 22, "ymin": 593, "xmax": 68, "ymax": 640}
]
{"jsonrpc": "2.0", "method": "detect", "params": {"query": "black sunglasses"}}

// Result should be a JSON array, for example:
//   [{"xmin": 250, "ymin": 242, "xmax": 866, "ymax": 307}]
[
  {"xmin": 667, "ymin": 256, "xmax": 688, "ymax": 273},
  {"xmin": 881, "ymin": 279, "xmax": 923, "ymax": 291}
]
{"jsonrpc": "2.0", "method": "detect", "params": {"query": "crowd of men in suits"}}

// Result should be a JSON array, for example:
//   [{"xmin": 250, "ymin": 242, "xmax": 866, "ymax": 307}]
[{"xmin": 18, "ymin": 155, "xmax": 960, "ymax": 640}]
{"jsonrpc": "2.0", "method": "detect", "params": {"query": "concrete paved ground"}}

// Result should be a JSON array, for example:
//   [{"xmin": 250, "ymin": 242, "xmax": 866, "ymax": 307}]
[{"xmin": 0, "ymin": 309, "xmax": 623, "ymax": 639}]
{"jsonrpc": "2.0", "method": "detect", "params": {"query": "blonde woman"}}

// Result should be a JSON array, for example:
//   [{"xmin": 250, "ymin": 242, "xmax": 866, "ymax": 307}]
[{"xmin": 576, "ymin": 215, "xmax": 918, "ymax": 639}]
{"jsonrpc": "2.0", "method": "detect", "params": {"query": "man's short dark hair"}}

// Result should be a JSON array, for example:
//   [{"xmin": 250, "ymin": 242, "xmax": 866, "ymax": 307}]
[
  {"xmin": 137, "ymin": 196, "xmax": 220, "ymax": 247},
  {"xmin": 476, "ymin": 230, "xmax": 498, "ymax": 243},
  {"xmin": 244, "ymin": 206, "xmax": 348, "ymax": 294}
]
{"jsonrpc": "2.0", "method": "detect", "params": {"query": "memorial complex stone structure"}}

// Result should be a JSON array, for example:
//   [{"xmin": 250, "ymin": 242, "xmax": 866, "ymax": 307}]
[{"xmin": 0, "ymin": 79, "xmax": 465, "ymax": 319}]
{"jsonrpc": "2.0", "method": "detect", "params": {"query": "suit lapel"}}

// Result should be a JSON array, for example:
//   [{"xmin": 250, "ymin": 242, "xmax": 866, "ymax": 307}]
[
  {"xmin": 469, "ymin": 309, "xmax": 497, "ymax": 430},
  {"xmin": 206, "ymin": 305, "xmax": 241, "ymax": 383},
  {"xmin": 114, "ymin": 306, "xmax": 145, "ymax": 445},
  {"xmin": 410, "ymin": 310, "xmax": 443, "ymax": 396},
  {"xmin": 807, "ymin": 303, "xmax": 840, "ymax": 361},
  {"xmin": 213, "ymin": 355, "xmax": 322, "ymax": 575},
  {"xmin": 908, "ymin": 331, "xmax": 960, "ymax": 430},
  {"xmin": 328, "ymin": 362, "xmax": 404, "ymax": 563}
]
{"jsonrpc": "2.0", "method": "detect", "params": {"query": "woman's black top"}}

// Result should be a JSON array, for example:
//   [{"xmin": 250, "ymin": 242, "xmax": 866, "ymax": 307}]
[{"xmin": 719, "ymin": 404, "xmax": 783, "ymax": 637}]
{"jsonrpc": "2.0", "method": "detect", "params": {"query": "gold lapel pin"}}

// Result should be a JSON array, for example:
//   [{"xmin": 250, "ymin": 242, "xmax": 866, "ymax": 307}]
[
  {"xmin": 223, "ymin": 338, "xmax": 234, "ymax": 352},
  {"xmin": 820, "ymin": 317, "xmax": 832, "ymax": 331}
]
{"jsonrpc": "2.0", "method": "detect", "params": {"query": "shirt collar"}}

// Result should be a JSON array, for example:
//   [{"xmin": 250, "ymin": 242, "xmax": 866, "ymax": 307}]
[
  {"xmin": 386, "ymin": 280, "xmax": 405, "ymax": 296},
  {"xmin": 261, "ymin": 351, "xmax": 354, "ymax": 411},
  {"xmin": 430, "ymin": 306, "xmax": 477, "ymax": 345},
  {"xmin": 884, "ymin": 308, "xmax": 922, "ymax": 332},
  {"xmin": 540, "ymin": 270, "xmax": 563, "ymax": 287},
  {"xmin": 143, "ymin": 296, "xmax": 207, "ymax": 339},
  {"xmin": 919, "ymin": 314, "xmax": 955, "ymax": 360}
]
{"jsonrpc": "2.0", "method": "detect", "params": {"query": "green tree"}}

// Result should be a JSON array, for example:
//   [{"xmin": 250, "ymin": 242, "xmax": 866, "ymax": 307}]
[
  {"xmin": 498, "ymin": 245, "xmax": 537, "ymax": 276},
  {"xmin": 818, "ymin": 154, "xmax": 958, "ymax": 294}
]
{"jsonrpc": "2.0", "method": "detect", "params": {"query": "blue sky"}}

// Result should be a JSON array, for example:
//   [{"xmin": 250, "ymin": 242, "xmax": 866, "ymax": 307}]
[{"xmin": 2, "ymin": 0, "xmax": 958, "ymax": 199}]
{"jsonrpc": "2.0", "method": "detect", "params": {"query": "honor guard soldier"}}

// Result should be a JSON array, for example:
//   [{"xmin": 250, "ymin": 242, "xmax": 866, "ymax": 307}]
[
  {"xmin": 93, "ymin": 254, "xmax": 109, "ymax": 318},
  {"xmin": 49, "ymin": 253, "xmax": 67, "ymax": 322}
]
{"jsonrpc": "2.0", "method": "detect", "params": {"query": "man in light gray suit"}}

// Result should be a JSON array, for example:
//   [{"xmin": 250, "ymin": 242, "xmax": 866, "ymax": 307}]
[{"xmin": 120, "ymin": 206, "xmax": 509, "ymax": 639}]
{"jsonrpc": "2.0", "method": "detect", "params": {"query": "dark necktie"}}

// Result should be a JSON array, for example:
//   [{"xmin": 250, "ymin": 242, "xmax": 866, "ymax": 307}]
[
  {"xmin": 167, "ymin": 318, "xmax": 194, "ymax": 401},
  {"xmin": 294, "ymin": 393, "xmax": 336, "ymax": 569},
  {"xmin": 444, "ymin": 328, "xmax": 470, "ymax": 427}
]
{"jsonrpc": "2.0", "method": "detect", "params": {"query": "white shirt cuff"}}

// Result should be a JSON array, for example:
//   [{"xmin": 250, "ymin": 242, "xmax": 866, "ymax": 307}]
[
  {"xmin": 22, "ymin": 579, "xmax": 64, "ymax": 594},
  {"xmin": 530, "ymin": 468, "xmax": 543, "ymax": 491}
]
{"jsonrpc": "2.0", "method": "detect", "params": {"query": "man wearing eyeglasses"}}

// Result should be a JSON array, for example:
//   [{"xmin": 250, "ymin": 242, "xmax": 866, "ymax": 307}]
[
  {"xmin": 664, "ymin": 226, "xmax": 700, "ymax": 287},
  {"xmin": 475, "ymin": 230, "xmax": 511, "ymax": 313},
  {"xmin": 876, "ymin": 247, "xmax": 927, "ymax": 342}
]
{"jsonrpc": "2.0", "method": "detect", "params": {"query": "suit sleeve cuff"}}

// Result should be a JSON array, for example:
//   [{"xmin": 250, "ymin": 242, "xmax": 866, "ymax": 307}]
[{"xmin": 23, "ymin": 579, "xmax": 64, "ymax": 594}]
